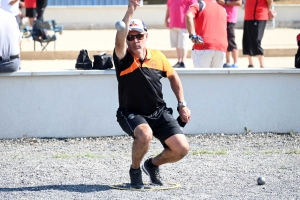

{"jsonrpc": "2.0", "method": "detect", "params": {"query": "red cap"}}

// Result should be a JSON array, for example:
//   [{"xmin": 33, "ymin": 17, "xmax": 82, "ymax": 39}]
[{"xmin": 297, "ymin": 33, "xmax": 300, "ymax": 41}]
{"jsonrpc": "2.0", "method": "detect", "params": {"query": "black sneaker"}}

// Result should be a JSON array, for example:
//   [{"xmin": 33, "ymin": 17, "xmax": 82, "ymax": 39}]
[
  {"xmin": 173, "ymin": 62, "xmax": 180, "ymax": 68},
  {"xmin": 142, "ymin": 158, "xmax": 163, "ymax": 186},
  {"xmin": 179, "ymin": 62, "xmax": 185, "ymax": 68},
  {"xmin": 129, "ymin": 168, "xmax": 144, "ymax": 189}
]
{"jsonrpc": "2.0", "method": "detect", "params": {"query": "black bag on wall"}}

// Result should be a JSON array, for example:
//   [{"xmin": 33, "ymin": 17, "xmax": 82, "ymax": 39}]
[
  {"xmin": 93, "ymin": 53, "xmax": 113, "ymax": 70},
  {"xmin": 75, "ymin": 49, "xmax": 93, "ymax": 70}
]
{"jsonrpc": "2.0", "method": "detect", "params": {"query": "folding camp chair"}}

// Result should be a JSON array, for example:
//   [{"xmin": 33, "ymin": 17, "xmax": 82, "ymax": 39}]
[{"xmin": 31, "ymin": 20, "xmax": 63, "ymax": 51}]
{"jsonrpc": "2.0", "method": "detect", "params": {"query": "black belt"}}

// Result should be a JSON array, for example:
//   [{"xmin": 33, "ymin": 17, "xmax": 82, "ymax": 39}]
[{"xmin": 0, "ymin": 55, "xmax": 19, "ymax": 61}]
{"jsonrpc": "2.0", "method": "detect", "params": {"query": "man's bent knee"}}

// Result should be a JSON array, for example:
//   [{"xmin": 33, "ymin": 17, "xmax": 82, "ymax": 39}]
[
  {"xmin": 166, "ymin": 134, "xmax": 190, "ymax": 158},
  {"xmin": 134, "ymin": 124, "xmax": 153, "ymax": 144}
]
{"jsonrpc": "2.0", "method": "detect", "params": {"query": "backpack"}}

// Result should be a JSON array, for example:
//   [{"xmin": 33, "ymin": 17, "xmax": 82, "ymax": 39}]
[{"xmin": 75, "ymin": 49, "xmax": 93, "ymax": 70}]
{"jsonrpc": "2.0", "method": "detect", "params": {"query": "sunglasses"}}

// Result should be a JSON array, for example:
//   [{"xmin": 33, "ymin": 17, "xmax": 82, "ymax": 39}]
[{"xmin": 126, "ymin": 34, "xmax": 145, "ymax": 41}]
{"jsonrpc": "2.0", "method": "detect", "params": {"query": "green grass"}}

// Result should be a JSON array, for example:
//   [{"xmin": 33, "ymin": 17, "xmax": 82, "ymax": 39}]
[
  {"xmin": 244, "ymin": 151, "xmax": 253, "ymax": 155},
  {"xmin": 279, "ymin": 166, "xmax": 288, "ymax": 170},
  {"xmin": 52, "ymin": 154, "xmax": 71, "ymax": 158},
  {"xmin": 285, "ymin": 150, "xmax": 300, "ymax": 154},
  {"xmin": 192, "ymin": 150, "xmax": 228, "ymax": 155},
  {"xmin": 264, "ymin": 150, "xmax": 280, "ymax": 154}
]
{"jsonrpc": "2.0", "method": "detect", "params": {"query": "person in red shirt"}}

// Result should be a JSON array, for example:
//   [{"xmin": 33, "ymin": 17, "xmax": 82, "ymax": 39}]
[
  {"xmin": 185, "ymin": 0, "xmax": 227, "ymax": 68},
  {"xmin": 24, "ymin": 0, "xmax": 36, "ymax": 26},
  {"xmin": 242, "ymin": 0, "xmax": 275, "ymax": 68}
]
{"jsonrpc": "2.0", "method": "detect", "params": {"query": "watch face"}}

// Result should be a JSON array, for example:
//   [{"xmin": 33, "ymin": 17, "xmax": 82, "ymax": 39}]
[{"xmin": 178, "ymin": 102, "xmax": 186, "ymax": 107}]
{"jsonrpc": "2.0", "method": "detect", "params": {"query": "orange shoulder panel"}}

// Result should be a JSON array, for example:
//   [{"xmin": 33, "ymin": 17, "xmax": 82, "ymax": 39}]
[{"xmin": 143, "ymin": 49, "xmax": 174, "ymax": 77}]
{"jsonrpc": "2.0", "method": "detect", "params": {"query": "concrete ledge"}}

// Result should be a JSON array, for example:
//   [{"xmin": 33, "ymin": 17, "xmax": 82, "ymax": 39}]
[
  {"xmin": 1, "ymin": 68, "xmax": 300, "ymax": 139},
  {"xmin": 20, "ymin": 48, "xmax": 297, "ymax": 60}
]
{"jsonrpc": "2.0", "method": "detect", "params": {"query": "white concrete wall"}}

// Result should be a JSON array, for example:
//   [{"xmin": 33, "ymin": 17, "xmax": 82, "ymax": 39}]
[
  {"xmin": 1, "ymin": 69, "xmax": 300, "ymax": 139},
  {"xmin": 44, "ymin": 4, "xmax": 300, "ymax": 29}
]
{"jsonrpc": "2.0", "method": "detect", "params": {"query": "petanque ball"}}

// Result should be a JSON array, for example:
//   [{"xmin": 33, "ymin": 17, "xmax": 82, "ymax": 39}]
[
  {"xmin": 115, "ymin": 21, "xmax": 126, "ymax": 32},
  {"xmin": 257, "ymin": 177, "xmax": 266, "ymax": 185}
]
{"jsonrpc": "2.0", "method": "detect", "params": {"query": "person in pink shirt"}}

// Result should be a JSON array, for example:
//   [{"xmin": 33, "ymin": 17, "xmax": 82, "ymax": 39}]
[
  {"xmin": 165, "ymin": 0, "xmax": 197, "ymax": 68},
  {"xmin": 217, "ymin": 0, "xmax": 242, "ymax": 68}
]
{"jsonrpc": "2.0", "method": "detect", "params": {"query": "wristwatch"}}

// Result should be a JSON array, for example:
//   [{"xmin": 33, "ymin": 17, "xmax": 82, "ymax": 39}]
[
  {"xmin": 178, "ymin": 101, "xmax": 187, "ymax": 107},
  {"xmin": 189, "ymin": 34, "xmax": 195, "ymax": 39}
]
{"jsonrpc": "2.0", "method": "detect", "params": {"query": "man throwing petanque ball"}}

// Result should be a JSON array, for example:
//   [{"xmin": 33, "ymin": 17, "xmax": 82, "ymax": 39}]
[{"xmin": 113, "ymin": 0, "xmax": 191, "ymax": 190}]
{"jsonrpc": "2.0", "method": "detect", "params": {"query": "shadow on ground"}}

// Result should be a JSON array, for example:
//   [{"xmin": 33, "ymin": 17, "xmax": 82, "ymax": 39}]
[{"xmin": 0, "ymin": 184, "xmax": 110, "ymax": 192}]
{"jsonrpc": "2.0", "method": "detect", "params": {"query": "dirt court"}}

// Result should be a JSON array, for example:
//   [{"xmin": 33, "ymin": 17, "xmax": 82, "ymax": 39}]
[{"xmin": 0, "ymin": 133, "xmax": 299, "ymax": 199}]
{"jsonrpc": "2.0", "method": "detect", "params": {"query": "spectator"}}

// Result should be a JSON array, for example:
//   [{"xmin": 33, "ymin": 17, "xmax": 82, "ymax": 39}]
[
  {"xmin": 165, "ymin": 0, "xmax": 197, "ymax": 68},
  {"xmin": 185, "ymin": 0, "xmax": 228, "ymax": 68},
  {"xmin": 295, "ymin": 33, "xmax": 300, "ymax": 68},
  {"xmin": 0, "ymin": 0, "xmax": 20, "ymax": 24},
  {"xmin": 0, "ymin": 5, "xmax": 21, "ymax": 72},
  {"xmin": 217, "ymin": 0, "xmax": 242, "ymax": 68},
  {"xmin": 113, "ymin": 0, "xmax": 191, "ymax": 189},
  {"xmin": 18, "ymin": 0, "xmax": 25, "ymax": 29},
  {"xmin": 36, "ymin": 0, "xmax": 47, "ymax": 21},
  {"xmin": 242, "ymin": 0, "xmax": 276, "ymax": 68},
  {"xmin": 24, "ymin": 0, "xmax": 36, "ymax": 26}
]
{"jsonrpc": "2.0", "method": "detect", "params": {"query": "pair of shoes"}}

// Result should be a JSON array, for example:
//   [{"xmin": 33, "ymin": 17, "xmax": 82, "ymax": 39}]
[
  {"xmin": 248, "ymin": 65, "xmax": 254, "ymax": 68},
  {"xmin": 231, "ymin": 64, "xmax": 239, "ymax": 68},
  {"xmin": 142, "ymin": 158, "xmax": 163, "ymax": 186},
  {"xmin": 129, "ymin": 158, "xmax": 164, "ymax": 189},
  {"xmin": 173, "ymin": 62, "xmax": 185, "ymax": 68},
  {"xmin": 223, "ymin": 63, "xmax": 231, "ymax": 68},
  {"xmin": 129, "ymin": 168, "xmax": 144, "ymax": 189}
]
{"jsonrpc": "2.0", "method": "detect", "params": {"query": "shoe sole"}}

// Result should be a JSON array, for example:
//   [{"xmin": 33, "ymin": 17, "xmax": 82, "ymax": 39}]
[{"xmin": 130, "ymin": 185, "xmax": 144, "ymax": 189}]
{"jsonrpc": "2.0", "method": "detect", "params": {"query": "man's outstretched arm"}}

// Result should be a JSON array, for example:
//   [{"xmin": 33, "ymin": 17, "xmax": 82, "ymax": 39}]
[{"xmin": 114, "ymin": 0, "xmax": 141, "ymax": 60}]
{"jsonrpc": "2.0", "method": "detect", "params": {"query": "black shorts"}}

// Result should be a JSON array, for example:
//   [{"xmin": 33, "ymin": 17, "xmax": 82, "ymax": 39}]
[
  {"xmin": 242, "ymin": 20, "xmax": 267, "ymax": 56},
  {"xmin": 116, "ymin": 105, "xmax": 183, "ymax": 148},
  {"xmin": 227, "ymin": 22, "xmax": 237, "ymax": 51},
  {"xmin": 26, "ymin": 8, "xmax": 36, "ymax": 18}
]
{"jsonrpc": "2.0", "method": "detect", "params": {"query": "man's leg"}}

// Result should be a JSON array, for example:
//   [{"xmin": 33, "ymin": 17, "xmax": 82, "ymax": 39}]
[
  {"xmin": 131, "ymin": 124, "xmax": 153, "ymax": 169},
  {"xmin": 247, "ymin": 55, "xmax": 254, "ymax": 67},
  {"xmin": 257, "ymin": 55, "xmax": 264, "ymax": 68},
  {"xmin": 152, "ymin": 134, "xmax": 189, "ymax": 166},
  {"xmin": 226, "ymin": 51, "xmax": 231, "ymax": 64},
  {"xmin": 176, "ymin": 29, "xmax": 189, "ymax": 68},
  {"xmin": 142, "ymin": 134, "xmax": 189, "ymax": 185},
  {"xmin": 232, "ymin": 49, "xmax": 239, "ymax": 65},
  {"xmin": 211, "ymin": 50, "xmax": 225, "ymax": 68},
  {"xmin": 192, "ymin": 49, "xmax": 214, "ymax": 68}
]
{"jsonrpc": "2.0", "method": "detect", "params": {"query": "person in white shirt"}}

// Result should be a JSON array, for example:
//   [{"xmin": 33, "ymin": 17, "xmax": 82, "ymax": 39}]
[
  {"xmin": 0, "ymin": 4, "xmax": 21, "ymax": 72},
  {"xmin": 0, "ymin": 0, "xmax": 20, "ymax": 24}
]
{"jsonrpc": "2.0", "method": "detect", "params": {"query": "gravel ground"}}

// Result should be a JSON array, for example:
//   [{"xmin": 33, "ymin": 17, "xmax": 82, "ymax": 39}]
[{"xmin": 0, "ymin": 133, "xmax": 299, "ymax": 200}]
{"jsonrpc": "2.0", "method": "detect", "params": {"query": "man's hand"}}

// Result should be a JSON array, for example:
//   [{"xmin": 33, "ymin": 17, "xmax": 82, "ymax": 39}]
[
  {"xmin": 189, "ymin": 34, "xmax": 204, "ymax": 44},
  {"xmin": 9, "ymin": 0, "xmax": 19, "ymax": 5},
  {"xmin": 178, "ymin": 106, "xmax": 191, "ymax": 123},
  {"xmin": 216, "ymin": 0, "xmax": 226, "ymax": 5},
  {"xmin": 128, "ymin": 0, "xmax": 141, "ymax": 12},
  {"xmin": 268, "ymin": 10, "xmax": 277, "ymax": 20}
]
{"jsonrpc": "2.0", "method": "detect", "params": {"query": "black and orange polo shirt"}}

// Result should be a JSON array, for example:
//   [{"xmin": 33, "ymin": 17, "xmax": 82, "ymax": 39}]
[{"xmin": 113, "ymin": 48, "xmax": 174, "ymax": 115}]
